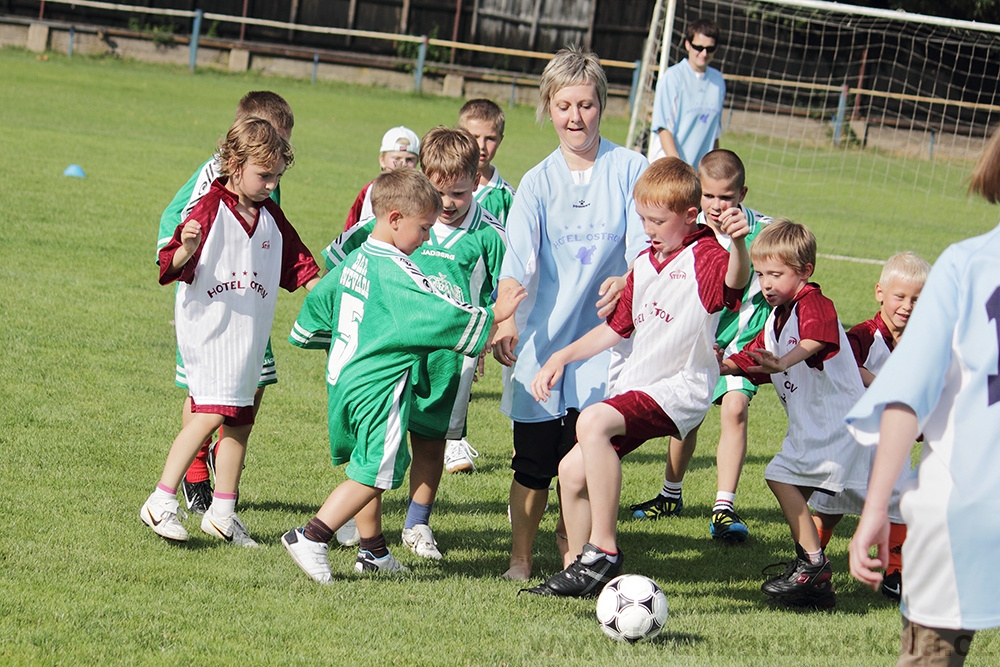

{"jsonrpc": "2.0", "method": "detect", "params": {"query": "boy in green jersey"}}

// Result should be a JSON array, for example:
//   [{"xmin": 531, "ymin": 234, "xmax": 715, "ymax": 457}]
[
  {"xmin": 322, "ymin": 127, "xmax": 507, "ymax": 560},
  {"xmin": 282, "ymin": 169, "xmax": 524, "ymax": 582}
]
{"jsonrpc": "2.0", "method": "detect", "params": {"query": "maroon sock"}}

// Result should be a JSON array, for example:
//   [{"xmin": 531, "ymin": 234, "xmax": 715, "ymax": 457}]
[
  {"xmin": 184, "ymin": 437, "xmax": 213, "ymax": 484},
  {"xmin": 359, "ymin": 533, "xmax": 389, "ymax": 558},
  {"xmin": 304, "ymin": 517, "xmax": 335, "ymax": 544}
]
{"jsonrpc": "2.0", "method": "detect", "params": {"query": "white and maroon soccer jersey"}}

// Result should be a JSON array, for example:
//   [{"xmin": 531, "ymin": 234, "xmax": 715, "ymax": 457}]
[
  {"xmin": 159, "ymin": 180, "xmax": 318, "ymax": 408},
  {"xmin": 847, "ymin": 311, "xmax": 894, "ymax": 375},
  {"xmin": 606, "ymin": 225, "xmax": 739, "ymax": 438},
  {"xmin": 730, "ymin": 284, "xmax": 867, "ymax": 493}
]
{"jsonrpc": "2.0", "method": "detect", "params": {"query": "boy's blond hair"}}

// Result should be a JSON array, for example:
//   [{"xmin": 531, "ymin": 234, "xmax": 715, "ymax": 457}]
[
  {"xmin": 370, "ymin": 169, "xmax": 443, "ymax": 220},
  {"xmin": 217, "ymin": 117, "xmax": 293, "ymax": 177},
  {"xmin": 879, "ymin": 251, "xmax": 930, "ymax": 287},
  {"xmin": 419, "ymin": 126, "xmax": 479, "ymax": 184},
  {"xmin": 458, "ymin": 98, "xmax": 506, "ymax": 136},
  {"xmin": 235, "ymin": 91, "xmax": 294, "ymax": 135},
  {"xmin": 750, "ymin": 218, "xmax": 816, "ymax": 274},
  {"xmin": 537, "ymin": 45, "xmax": 607, "ymax": 125},
  {"xmin": 699, "ymin": 149, "xmax": 746, "ymax": 191},
  {"xmin": 633, "ymin": 157, "xmax": 701, "ymax": 213}
]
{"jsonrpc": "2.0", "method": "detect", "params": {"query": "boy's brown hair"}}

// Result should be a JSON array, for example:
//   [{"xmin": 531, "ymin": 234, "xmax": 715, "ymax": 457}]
[
  {"xmin": 235, "ymin": 91, "xmax": 295, "ymax": 135},
  {"xmin": 699, "ymin": 149, "xmax": 746, "ymax": 191},
  {"xmin": 632, "ymin": 157, "xmax": 701, "ymax": 213},
  {"xmin": 458, "ymin": 98, "xmax": 506, "ymax": 136},
  {"xmin": 969, "ymin": 128, "xmax": 1000, "ymax": 204},
  {"xmin": 686, "ymin": 19, "xmax": 721, "ymax": 44},
  {"xmin": 750, "ymin": 218, "xmax": 816, "ymax": 274},
  {"xmin": 371, "ymin": 168, "xmax": 443, "ymax": 220},
  {"xmin": 419, "ymin": 126, "xmax": 479, "ymax": 184},
  {"xmin": 217, "ymin": 117, "xmax": 294, "ymax": 177}
]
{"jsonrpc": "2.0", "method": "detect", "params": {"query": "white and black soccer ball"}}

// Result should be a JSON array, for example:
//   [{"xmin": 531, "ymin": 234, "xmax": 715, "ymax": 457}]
[{"xmin": 596, "ymin": 574, "xmax": 668, "ymax": 643}]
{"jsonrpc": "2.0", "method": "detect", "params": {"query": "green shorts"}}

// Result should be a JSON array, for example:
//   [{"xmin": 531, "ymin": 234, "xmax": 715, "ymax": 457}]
[
  {"xmin": 175, "ymin": 338, "xmax": 277, "ymax": 389},
  {"xmin": 407, "ymin": 348, "xmax": 476, "ymax": 440},
  {"xmin": 330, "ymin": 376, "xmax": 412, "ymax": 491},
  {"xmin": 712, "ymin": 373, "xmax": 758, "ymax": 405}
]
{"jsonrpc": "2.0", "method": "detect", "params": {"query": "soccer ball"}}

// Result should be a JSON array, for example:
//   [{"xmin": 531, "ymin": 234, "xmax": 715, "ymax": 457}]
[{"xmin": 596, "ymin": 574, "xmax": 668, "ymax": 643}]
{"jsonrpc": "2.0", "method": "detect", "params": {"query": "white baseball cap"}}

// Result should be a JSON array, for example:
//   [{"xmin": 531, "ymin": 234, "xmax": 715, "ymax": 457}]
[{"xmin": 380, "ymin": 126, "xmax": 420, "ymax": 155}]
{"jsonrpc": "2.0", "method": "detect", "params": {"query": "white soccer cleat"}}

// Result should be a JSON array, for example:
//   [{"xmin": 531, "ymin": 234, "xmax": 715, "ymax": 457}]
[
  {"xmin": 140, "ymin": 493, "xmax": 189, "ymax": 542},
  {"xmin": 336, "ymin": 517, "xmax": 361, "ymax": 547},
  {"xmin": 401, "ymin": 524, "xmax": 443, "ymax": 560},
  {"xmin": 282, "ymin": 528, "xmax": 333, "ymax": 584},
  {"xmin": 444, "ymin": 438, "xmax": 479, "ymax": 473},
  {"xmin": 354, "ymin": 549, "xmax": 408, "ymax": 574},
  {"xmin": 201, "ymin": 508, "xmax": 258, "ymax": 547}
]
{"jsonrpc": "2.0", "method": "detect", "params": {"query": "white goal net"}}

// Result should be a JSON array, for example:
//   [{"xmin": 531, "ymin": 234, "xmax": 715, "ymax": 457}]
[{"xmin": 629, "ymin": 0, "xmax": 1000, "ymax": 262}]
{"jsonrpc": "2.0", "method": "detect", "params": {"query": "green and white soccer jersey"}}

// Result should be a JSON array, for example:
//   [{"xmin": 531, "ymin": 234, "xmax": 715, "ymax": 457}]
[
  {"xmin": 160, "ymin": 155, "xmax": 281, "ymax": 389},
  {"xmin": 322, "ymin": 203, "xmax": 507, "ymax": 438},
  {"xmin": 474, "ymin": 166, "xmax": 515, "ymax": 227},
  {"xmin": 708, "ymin": 205, "xmax": 773, "ymax": 401},
  {"xmin": 289, "ymin": 238, "xmax": 494, "ymax": 490}
]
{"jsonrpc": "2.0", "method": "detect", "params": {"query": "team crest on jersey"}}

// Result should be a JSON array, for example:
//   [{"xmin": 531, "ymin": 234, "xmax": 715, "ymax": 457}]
[
  {"xmin": 572, "ymin": 199, "xmax": 591, "ymax": 209},
  {"xmin": 427, "ymin": 272, "xmax": 465, "ymax": 302},
  {"xmin": 261, "ymin": 240, "xmax": 270, "ymax": 250},
  {"xmin": 669, "ymin": 269, "xmax": 687, "ymax": 280},
  {"xmin": 787, "ymin": 336, "xmax": 799, "ymax": 346}
]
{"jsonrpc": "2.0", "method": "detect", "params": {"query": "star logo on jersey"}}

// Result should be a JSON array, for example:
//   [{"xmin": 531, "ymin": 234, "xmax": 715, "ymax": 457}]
[
  {"xmin": 261, "ymin": 240, "xmax": 270, "ymax": 250},
  {"xmin": 572, "ymin": 199, "xmax": 591, "ymax": 209},
  {"xmin": 669, "ymin": 269, "xmax": 687, "ymax": 280}
]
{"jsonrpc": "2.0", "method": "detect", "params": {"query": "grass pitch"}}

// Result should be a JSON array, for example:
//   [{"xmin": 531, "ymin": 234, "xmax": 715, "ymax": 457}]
[{"xmin": 0, "ymin": 47, "xmax": 998, "ymax": 665}]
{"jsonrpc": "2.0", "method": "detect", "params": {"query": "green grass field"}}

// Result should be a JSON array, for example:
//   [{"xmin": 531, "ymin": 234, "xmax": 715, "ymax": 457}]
[{"xmin": 1, "ymin": 47, "xmax": 998, "ymax": 665}]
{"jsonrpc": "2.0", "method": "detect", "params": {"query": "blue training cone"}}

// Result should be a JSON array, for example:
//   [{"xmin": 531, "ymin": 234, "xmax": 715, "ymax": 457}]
[{"xmin": 63, "ymin": 164, "xmax": 86, "ymax": 178}]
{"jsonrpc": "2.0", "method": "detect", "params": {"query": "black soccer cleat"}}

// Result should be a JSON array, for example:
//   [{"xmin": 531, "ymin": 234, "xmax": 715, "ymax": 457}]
[
  {"xmin": 710, "ymin": 508, "xmax": 749, "ymax": 542},
  {"xmin": 182, "ymin": 478, "xmax": 213, "ymax": 515},
  {"xmin": 520, "ymin": 543, "xmax": 623, "ymax": 598},
  {"xmin": 761, "ymin": 543, "xmax": 835, "ymax": 609},
  {"xmin": 881, "ymin": 569, "xmax": 902, "ymax": 602},
  {"xmin": 629, "ymin": 493, "xmax": 683, "ymax": 520}
]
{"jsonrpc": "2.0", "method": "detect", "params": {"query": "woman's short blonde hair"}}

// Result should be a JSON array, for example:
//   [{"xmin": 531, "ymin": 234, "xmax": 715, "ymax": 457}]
[{"xmin": 537, "ymin": 45, "xmax": 607, "ymax": 126}]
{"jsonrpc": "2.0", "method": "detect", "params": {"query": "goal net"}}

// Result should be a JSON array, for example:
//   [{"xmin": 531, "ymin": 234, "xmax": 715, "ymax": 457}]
[{"xmin": 628, "ymin": 0, "xmax": 1000, "ymax": 263}]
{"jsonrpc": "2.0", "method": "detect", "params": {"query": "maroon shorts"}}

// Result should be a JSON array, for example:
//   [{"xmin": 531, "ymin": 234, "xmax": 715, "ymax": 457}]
[
  {"xmin": 189, "ymin": 398, "xmax": 255, "ymax": 427},
  {"xmin": 603, "ymin": 390, "xmax": 679, "ymax": 458}
]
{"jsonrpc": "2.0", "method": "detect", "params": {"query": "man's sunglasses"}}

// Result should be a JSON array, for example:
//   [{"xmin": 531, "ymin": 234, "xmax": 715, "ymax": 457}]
[{"xmin": 690, "ymin": 44, "xmax": 717, "ymax": 54}]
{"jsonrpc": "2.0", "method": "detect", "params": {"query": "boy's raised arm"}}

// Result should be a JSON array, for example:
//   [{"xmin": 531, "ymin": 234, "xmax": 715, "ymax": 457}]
[{"xmin": 719, "ymin": 207, "xmax": 751, "ymax": 292}]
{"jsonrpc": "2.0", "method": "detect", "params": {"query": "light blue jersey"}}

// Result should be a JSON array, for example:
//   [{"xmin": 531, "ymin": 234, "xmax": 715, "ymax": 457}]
[
  {"xmin": 649, "ymin": 60, "xmax": 725, "ymax": 167},
  {"xmin": 500, "ymin": 138, "xmax": 648, "ymax": 422},
  {"xmin": 846, "ymin": 224, "xmax": 1000, "ymax": 631}
]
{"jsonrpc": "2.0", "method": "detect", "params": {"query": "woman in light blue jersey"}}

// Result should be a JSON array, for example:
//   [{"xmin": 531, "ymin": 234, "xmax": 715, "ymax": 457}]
[{"xmin": 492, "ymin": 46, "xmax": 648, "ymax": 581}]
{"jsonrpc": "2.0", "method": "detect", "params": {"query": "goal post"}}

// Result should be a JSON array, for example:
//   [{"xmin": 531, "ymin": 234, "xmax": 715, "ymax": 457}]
[{"xmin": 628, "ymin": 0, "xmax": 1000, "ymax": 264}]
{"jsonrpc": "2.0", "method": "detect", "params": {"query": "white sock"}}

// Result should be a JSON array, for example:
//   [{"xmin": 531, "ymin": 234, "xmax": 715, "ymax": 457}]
[
  {"xmin": 660, "ymin": 480, "xmax": 683, "ymax": 499},
  {"xmin": 713, "ymin": 491, "xmax": 736, "ymax": 512}
]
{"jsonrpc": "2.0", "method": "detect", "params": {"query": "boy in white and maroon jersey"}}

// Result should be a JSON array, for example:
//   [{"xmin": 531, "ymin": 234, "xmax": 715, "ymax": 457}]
[
  {"xmin": 521, "ymin": 157, "xmax": 750, "ymax": 598},
  {"xmin": 722, "ymin": 219, "xmax": 867, "ymax": 610},
  {"xmin": 141, "ymin": 118, "xmax": 320, "ymax": 547},
  {"xmin": 810, "ymin": 251, "xmax": 929, "ymax": 602}
]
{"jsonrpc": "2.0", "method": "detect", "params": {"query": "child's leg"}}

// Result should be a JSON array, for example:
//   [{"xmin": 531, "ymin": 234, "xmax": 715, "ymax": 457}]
[
  {"xmin": 158, "ymin": 412, "xmax": 225, "ymax": 491},
  {"xmin": 505, "ymin": 480, "xmax": 548, "ymax": 580},
  {"xmin": 556, "ymin": 444, "xmax": 591, "ymax": 561},
  {"xmin": 406, "ymin": 433, "xmax": 445, "ymax": 521},
  {"xmin": 716, "ymin": 391, "xmax": 750, "ymax": 496},
  {"xmin": 212, "ymin": 423, "xmax": 252, "ymax": 496},
  {"xmin": 315, "ymin": 480, "xmax": 383, "ymax": 536},
  {"xmin": 811, "ymin": 512, "xmax": 842, "ymax": 548},
  {"xmin": 573, "ymin": 403, "xmax": 626, "ymax": 554},
  {"xmin": 181, "ymin": 396, "xmax": 214, "ymax": 484},
  {"xmin": 767, "ymin": 480, "xmax": 822, "ymax": 553}
]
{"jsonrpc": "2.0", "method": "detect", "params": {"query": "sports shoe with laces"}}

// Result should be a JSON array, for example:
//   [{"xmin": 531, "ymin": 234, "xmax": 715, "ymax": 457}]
[
  {"xmin": 201, "ymin": 507, "xmax": 258, "ymax": 547},
  {"xmin": 140, "ymin": 493, "xmax": 189, "ymax": 542},
  {"xmin": 521, "ymin": 543, "xmax": 623, "ymax": 598},
  {"xmin": 182, "ymin": 479, "xmax": 213, "ymax": 515},
  {"xmin": 336, "ymin": 517, "xmax": 361, "ymax": 547},
  {"xmin": 710, "ymin": 507, "xmax": 749, "ymax": 542},
  {"xmin": 444, "ymin": 438, "xmax": 480, "ymax": 473},
  {"xmin": 282, "ymin": 527, "xmax": 332, "ymax": 584},
  {"xmin": 629, "ymin": 493, "xmax": 683, "ymax": 519},
  {"xmin": 761, "ymin": 544, "xmax": 836, "ymax": 608},
  {"xmin": 354, "ymin": 549, "xmax": 408, "ymax": 574},
  {"xmin": 402, "ymin": 524, "xmax": 443, "ymax": 560},
  {"xmin": 881, "ymin": 569, "xmax": 902, "ymax": 602}
]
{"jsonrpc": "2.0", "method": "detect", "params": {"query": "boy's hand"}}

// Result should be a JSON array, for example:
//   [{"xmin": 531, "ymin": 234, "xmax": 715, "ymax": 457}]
[
  {"xmin": 745, "ymin": 348, "xmax": 784, "ymax": 374},
  {"xmin": 849, "ymin": 508, "xmax": 890, "ymax": 591},
  {"xmin": 596, "ymin": 273, "xmax": 628, "ymax": 319},
  {"xmin": 531, "ymin": 358, "xmax": 564, "ymax": 402},
  {"xmin": 493, "ymin": 283, "xmax": 527, "ymax": 324},
  {"xmin": 473, "ymin": 349, "xmax": 487, "ymax": 382},
  {"xmin": 718, "ymin": 207, "xmax": 749, "ymax": 240},
  {"xmin": 491, "ymin": 317, "xmax": 519, "ymax": 366},
  {"xmin": 180, "ymin": 220, "xmax": 203, "ymax": 253}
]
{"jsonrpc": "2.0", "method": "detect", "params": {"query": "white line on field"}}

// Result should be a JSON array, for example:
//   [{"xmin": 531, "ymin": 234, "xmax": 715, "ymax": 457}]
[{"xmin": 818, "ymin": 253, "xmax": 885, "ymax": 266}]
